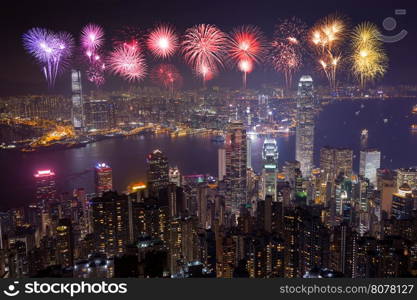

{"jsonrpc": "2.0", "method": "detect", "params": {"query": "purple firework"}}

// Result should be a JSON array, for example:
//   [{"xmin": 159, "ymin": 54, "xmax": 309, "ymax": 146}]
[
  {"xmin": 81, "ymin": 24, "xmax": 104, "ymax": 53},
  {"xmin": 23, "ymin": 28, "xmax": 74, "ymax": 87}
]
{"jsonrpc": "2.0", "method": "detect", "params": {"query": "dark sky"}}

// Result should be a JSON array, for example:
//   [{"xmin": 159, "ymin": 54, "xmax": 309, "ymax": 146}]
[{"xmin": 1, "ymin": 0, "xmax": 416, "ymax": 95}]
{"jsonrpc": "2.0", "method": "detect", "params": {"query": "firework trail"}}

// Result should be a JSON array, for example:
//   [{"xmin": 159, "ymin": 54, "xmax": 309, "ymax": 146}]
[
  {"xmin": 23, "ymin": 28, "xmax": 74, "ymax": 87},
  {"xmin": 151, "ymin": 64, "xmax": 182, "ymax": 94},
  {"xmin": 270, "ymin": 17, "xmax": 307, "ymax": 89},
  {"xmin": 108, "ymin": 45, "xmax": 147, "ymax": 82},
  {"xmin": 309, "ymin": 14, "xmax": 347, "ymax": 90},
  {"xmin": 182, "ymin": 24, "xmax": 228, "ymax": 86},
  {"xmin": 147, "ymin": 24, "xmax": 179, "ymax": 59},
  {"xmin": 228, "ymin": 25, "xmax": 265, "ymax": 88},
  {"xmin": 350, "ymin": 22, "xmax": 387, "ymax": 89}
]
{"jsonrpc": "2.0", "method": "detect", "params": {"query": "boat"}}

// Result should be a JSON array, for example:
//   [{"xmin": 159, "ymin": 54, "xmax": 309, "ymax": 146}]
[
  {"xmin": 411, "ymin": 124, "xmax": 417, "ymax": 130},
  {"xmin": 361, "ymin": 129, "xmax": 368, "ymax": 138},
  {"xmin": 412, "ymin": 105, "xmax": 417, "ymax": 114}
]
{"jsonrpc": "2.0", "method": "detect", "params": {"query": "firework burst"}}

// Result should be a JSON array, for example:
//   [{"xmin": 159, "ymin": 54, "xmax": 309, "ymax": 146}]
[
  {"xmin": 350, "ymin": 22, "xmax": 388, "ymax": 89},
  {"xmin": 147, "ymin": 24, "xmax": 179, "ymax": 59},
  {"xmin": 270, "ymin": 17, "xmax": 307, "ymax": 89},
  {"xmin": 151, "ymin": 64, "xmax": 182, "ymax": 93},
  {"xmin": 81, "ymin": 24, "xmax": 104, "ymax": 52},
  {"xmin": 112, "ymin": 26, "xmax": 142, "ymax": 51},
  {"xmin": 182, "ymin": 24, "xmax": 228, "ymax": 85},
  {"xmin": 228, "ymin": 25, "xmax": 265, "ymax": 88},
  {"xmin": 309, "ymin": 14, "xmax": 347, "ymax": 90},
  {"xmin": 23, "ymin": 28, "xmax": 74, "ymax": 87},
  {"xmin": 108, "ymin": 46, "xmax": 147, "ymax": 82}
]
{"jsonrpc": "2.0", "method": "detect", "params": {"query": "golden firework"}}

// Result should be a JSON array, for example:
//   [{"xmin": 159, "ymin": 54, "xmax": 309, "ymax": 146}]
[
  {"xmin": 310, "ymin": 14, "xmax": 347, "ymax": 90},
  {"xmin": 350, "ymin": 22, "xmax": 388, "ymax": 89}
]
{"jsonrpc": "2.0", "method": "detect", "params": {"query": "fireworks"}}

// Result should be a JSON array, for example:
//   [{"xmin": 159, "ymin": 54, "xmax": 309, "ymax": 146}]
[
  {"xmin": 270, "ymin": 17, "xmax": 307, "ymax": 89},
  {"xmin": 80, "ymin": 24, "xmax": 106, "ymax": 86},
  {"xmin": 228, "ymin": 25, "xmax": 265, "ymax": 88},
  {"xmin": 23, "ymin": 28, "xmax": 74, "ymax": 87},
  {"xmin": 350, "ymin": 22, "xmax": 388, "ymax": 89},
  {"xmin": 182, "ymin": 24, "xmax": 228, "ymax": 85},
  {"xmin": 310, "ymin": 14, "xmax": 347, "ymax": 90},
  {"xmin": 151, "ymin": 64, "xmax": 182, "ymax": 92},
  {"xmin": 81, "ymin": 24, "xmax": 104, "ymax": 51},
  {"xmin": 113, "ymin": 26, "xmax": 142, "ymax": 51},
  {"xmin": 147, "ymin": 24, "xmax": 179, "ymax": 59},
  {"xmin": 108, "ymin": 45, "xmax": 147, "ymax": 82}
]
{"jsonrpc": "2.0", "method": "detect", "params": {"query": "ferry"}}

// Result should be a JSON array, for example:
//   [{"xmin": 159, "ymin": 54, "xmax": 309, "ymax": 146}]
[
  {"xmin": 412, "ymin": 105, "xmax": 417, "ymax": 114},
  {"xmin": 411, "ymin": 124, "xmax": 417, "ymax": 130}
]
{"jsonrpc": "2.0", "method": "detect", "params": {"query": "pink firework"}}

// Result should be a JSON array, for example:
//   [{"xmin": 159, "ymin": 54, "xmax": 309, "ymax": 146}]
[
  {"xmin": 228, "ymin": 25, "xmax": 265, "ymax": 88},
  {"xmin": 182, "ymin": 24, "xmax": 228, "ymax": 84},
  {"xmin": 81, "ymin": 24, "xmax": 104, "ymax": 51},
  {"xmin": 108, "ymin": 46, "xmax": 147, "ymax": 82},
  {"xmin": 147, "ymin": 24, "xmax": 178, "ymax": 59},
  {"xmin": 151, "ymin": 64, "xmax": 182, "ymax": 92},
  {"xmin": 113, "ymin": 26, "xmax": 142, "ymax": 52}
]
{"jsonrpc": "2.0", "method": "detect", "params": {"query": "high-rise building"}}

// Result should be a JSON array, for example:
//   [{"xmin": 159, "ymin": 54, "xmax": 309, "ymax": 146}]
[
  {"xmin": 169, "ymin": 167, "xmax": 181, "ymax": 187},
  {"xmin": 225, "ymin": 121, "xmax": 247, "ymax": 212},
  {"xmin": 396, "ymin": 168, "xmax": 417, "ymax": 191},
  {"xmin": 91, "ymin": 192, "xmax": 129, "ymax": 257},
  {"xmin": 71, "ymin": 70, "xmax": 84, "ymax": 133},
  {"xmin": 34, "ymin": 169, "xmax": 56, "ymax": 206},
  {"xmin": 359, "ymin": 149, "xmax": 381, "ymax": 187},
  {"xmin": 56, "ymin": 218, "xmax": 74, "ymax": 268},
  {"xmin": 218, "ymin": 148, "xmax": 226, "ymax": 181},
  {"xmin": 392, "ymin": 183, "xmax": 415, "ymax": 220},
  {"xmin": 261, "ymin": 139, "xmax": 278, "ymax": 201},
  {"xmin": 94, "ymin": 163, "xmax": 113, "ymax": 196},
  {"xmin": 320, "ymin": 147, "xmax": 353, "ymax": 183},
  {"xmin": 147, "ymin": 149, "xmax": 170, "ymax": 193},
  {"xmin": 295, "ymin": 75, "xmax": 315, "ymax": 178}
]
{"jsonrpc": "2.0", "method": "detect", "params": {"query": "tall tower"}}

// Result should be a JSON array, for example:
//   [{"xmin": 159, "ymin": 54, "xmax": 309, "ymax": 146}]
[
  {"xmin": 261, "ymin": 138, "xmax": 279, "ymax": 201},
  {"xmin": 147, "ymin": 149, "xmax": 170, "ymax": 193},
  {"xmin": 225, "ymin": 120, "xmax": 247, "ymax": 212},
  {"xmin": 71, "ymin": 70, "xmax": 84, "ymax": 134},
  {"xmin": 94, "ymin": 163, "xmax": 113, "ymax": 196},
  {"xmin": 359, "ymin": 149, "xmax": 381, "ymax": 187},
  {"xmin": 295, "ymin": 75, "xmax": 315, "ymax": 178},
  {"xmin": 34, "ymin": 169, "xmax": 56, "ymax": 207}
]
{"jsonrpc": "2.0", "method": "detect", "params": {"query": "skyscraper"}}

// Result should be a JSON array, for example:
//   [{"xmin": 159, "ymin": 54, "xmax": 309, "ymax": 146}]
[
  {"xmin": 320, "ymin": 147, "xmax": 353, "ymax": 183},
  {"xmin": 34, "ymin": 169, "xmax": 56, "ymax": 206},
  {"xmin": 218, "ymin": 148, "xmax": 226, "ymax": 181},
  {"xmin": 295, "ymin": 75, "xmax": 315, "ymax": 178},
  {"xmin": 94, "ymin": 163, "xmax": 113, "ymax": 196},
  {"xmin": 147, "ymin": 149, "xmax": 170, "ymax": 193},
  {"xmin": 71, "ymin": 70, "xmax": 84, "ymax": 133},
  {"xmin": 261, "ymin": 139, "xmax": 279, "ymax": 201},
  {"xmin": 359, "ymin": 149, "xmax": 381, "ymax": 187},
  {"xmin": 84, "ymin": 99, "xmax": 115, "ymax": 131},
  {"xmin": 225, "ymin": 120, "xmax": 247, "ymax": 212}
]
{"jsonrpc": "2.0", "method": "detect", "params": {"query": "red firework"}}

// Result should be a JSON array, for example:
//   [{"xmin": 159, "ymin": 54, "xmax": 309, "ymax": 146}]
[
  {"xmin": 228, "ymin": 25, "xmax": 265, "ymax": 88},
  {"xmin": 151, "ymin": 64, "xmax": 182, "ymax": 91},
  {"xmin": 147, "ymin": 24, "xmax": 179, "ymax": 59},
  {"xmin": 270, "ymin": 17, "xmax": 307, "ymax": 89},
  {"xmin": 108, "ymin": 46, "xmax": 147, "ymax": 82},
  {"xmin": 112, "ymin": 26, "xmax": 142, "ymax": 51},
  {"xmin": 182, "ymin": 24, "xmax": 228, "ymax": 84}
]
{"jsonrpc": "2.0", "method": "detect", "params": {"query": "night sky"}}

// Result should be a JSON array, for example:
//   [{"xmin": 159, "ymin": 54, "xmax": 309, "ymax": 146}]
[{"xmin": 1, "ymin": 0, "xmax": 416, "ymax": 95}]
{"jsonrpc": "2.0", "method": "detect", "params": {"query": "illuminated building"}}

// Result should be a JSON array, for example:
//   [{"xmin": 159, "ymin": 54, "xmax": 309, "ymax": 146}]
[
  {"xmin": 295, "ymin": 75, "xmax": 315, "ymax": 178},
  {"xmin": 359, "ymin": 149, "xmax": 381, "ymax": 187},
  {"xmin": 71, "ymin": 70, "xmax": 84, "ymax": 133},
  {"xmin": 147, "ymin": 149, "xmax": 169, "ymax": 193},
  {"xmin": 84, "ymin": 99, "xmax": 115, "ymax": 132},
  {"xmin": 34, "ymin": 169, "xmax": 56, "ymax": 206},
  {"xmin": 320, "ymin": 147, "xmax": 353, "ymax": 184},
  {"xmin": 218, "ymin": 148, "xmax": 226, "ymax": 181},
  {"xmin": 261, "ymin": 139, "xmax": 278, "ymax": 201},
  {"xmin": 396, "ymin": 168, "xmax": 417, "ymax": 191},
  {"xmin": 225, "ymin": 121, "xmax": 247, "ymax": 212},
  {"xmin": 392, "ymin": 183, "xmax": 415, "ymax": 220},
  {"xmin": 169, "ymin": 167, "xmax": 181, "ymax": 187},
  {"xmin": 94, "ymin": 163, "xmax": 113, "ymax": 196},
  {"xmin": 91, "ymin": 192, "xmax": 129, "ymax": 257},
  {"xmin": 56, "ymin": 218, "xmax": 74, "ymax": 268}
]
